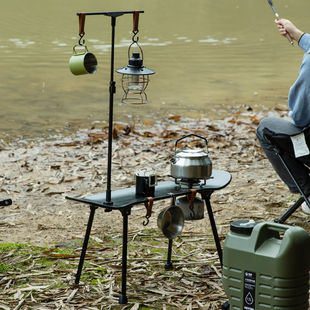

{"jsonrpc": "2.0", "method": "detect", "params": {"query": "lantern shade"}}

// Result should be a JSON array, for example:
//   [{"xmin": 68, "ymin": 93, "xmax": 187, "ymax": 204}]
[
  {"xmin": 116, "ymin": 65, "xmax": 155, "ymax": 75},
  {"xmin": 116, "ymin": 52, "xmax": 155, "ymax": 75}
]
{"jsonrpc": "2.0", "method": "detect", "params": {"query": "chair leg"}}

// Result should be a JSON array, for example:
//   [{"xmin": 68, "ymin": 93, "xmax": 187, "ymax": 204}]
[
  {"xmin": 275, "ymin": 196, "xmax": 304, "ymax": 223},
  {"xmin": 276, "ymin": 153, "xmax": 310, "ymax": 222}
]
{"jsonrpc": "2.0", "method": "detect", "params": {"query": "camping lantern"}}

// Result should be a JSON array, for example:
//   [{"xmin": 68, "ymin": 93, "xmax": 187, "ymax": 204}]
[
  {"xmin": 117, "ymin": 51, "xmax": 154, "ymax": 104},
  {"xmin": 116, "ymin": 13, "xmax": 155, "ymax": 104}
]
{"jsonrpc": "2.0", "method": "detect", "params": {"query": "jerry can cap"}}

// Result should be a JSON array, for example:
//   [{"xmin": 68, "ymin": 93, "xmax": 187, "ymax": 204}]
[{"xmin": 230, "ymin": 219, "xmax": 257, "ymax": 235}]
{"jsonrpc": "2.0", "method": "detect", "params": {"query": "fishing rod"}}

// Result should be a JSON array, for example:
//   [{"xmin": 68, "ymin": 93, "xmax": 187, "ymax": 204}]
[{"xmin": 267, "ymin": 0, "xmax": 294, "ymax": 45}]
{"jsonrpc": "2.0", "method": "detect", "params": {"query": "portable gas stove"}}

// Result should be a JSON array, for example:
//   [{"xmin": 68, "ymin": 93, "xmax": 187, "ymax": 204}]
[{"xmin": 173, "ymin": 177, "xmax": 208, "ymax": 188}]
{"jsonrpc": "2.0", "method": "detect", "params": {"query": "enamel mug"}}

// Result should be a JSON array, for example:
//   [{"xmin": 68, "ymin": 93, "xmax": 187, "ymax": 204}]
[{"xmin": 69, "ymin": 45, "xmax": 97, "ymax": 75}]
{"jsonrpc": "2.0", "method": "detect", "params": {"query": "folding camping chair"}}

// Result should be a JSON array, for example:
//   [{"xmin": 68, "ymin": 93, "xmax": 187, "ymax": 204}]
[{"xmin": 263, "ymin": 125, "xmax": 310, "ymax": 223}]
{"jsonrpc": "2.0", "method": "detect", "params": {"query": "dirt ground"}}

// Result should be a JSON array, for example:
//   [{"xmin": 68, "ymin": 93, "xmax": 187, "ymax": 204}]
[
  {"xmin": 1, "ymin": 106, "xmax": 308, "ymax": 247},
  {"xmin": 1, "ymin": 107, "xmax": 310, "ymax": 310}
]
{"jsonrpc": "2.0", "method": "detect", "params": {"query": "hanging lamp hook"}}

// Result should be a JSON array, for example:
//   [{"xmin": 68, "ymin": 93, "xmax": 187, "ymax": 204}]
[
  {"xmin": 78, "ymin": 13, "xmax": 86, "ymax": 46},
  {"xmin": 132, "ymin": 11, "xmax": 139, "ymax": 40},
  {"xmin": 127, "ymin": 11, "xmax": 143, "ymax": 59},
  {"xmin": 131, "ymin": 31, "xmax": 139, "ymax": 43}
]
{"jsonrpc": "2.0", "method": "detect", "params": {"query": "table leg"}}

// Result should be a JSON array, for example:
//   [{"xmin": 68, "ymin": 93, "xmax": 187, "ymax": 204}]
[
  {"xmin": 119, "ymin": 208, "xmax": 130, "ymax": 304},
  {"xmin": 165, "ymin": 239, "xmax": 173, "ymax": 270},
  {"xmin": 201, "ymin": 192, "xmax": 223, "ymax": 267},
  {"xmin": 75, "ymin": 205, "xmax": 97, "ymax": 285}
]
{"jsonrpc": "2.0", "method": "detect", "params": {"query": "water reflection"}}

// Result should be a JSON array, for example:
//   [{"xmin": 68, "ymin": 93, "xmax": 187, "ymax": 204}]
[{"xmin": 0, "ymin": 0, "xmax": 310, "ymax": 140}]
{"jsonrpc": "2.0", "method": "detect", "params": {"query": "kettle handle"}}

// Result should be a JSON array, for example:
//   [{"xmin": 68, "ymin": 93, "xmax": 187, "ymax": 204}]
[{"xmin": 174, "ymin": 134, "xmax": 208, "ymax": 151}]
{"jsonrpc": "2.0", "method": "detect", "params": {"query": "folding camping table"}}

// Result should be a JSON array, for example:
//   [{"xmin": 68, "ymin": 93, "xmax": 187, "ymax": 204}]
[{"xmin": 66, "ymin": 169, "xmax": 231, "ymax": 304}]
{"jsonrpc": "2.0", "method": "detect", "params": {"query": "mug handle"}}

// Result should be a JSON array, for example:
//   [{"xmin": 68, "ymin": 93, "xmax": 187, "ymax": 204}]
[
  {"xmin": 72, "ymin": 44, "xmax": 88, "ymax": 55},
  {"xmin": 149, "ymin": 175, "xmax": 157, "ymax": 187}
]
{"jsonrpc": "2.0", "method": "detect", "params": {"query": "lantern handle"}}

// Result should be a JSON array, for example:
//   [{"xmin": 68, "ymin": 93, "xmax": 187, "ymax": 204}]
[{"xmin": 127, "ymin": 40, "xmax": 144, "ymax": 61}]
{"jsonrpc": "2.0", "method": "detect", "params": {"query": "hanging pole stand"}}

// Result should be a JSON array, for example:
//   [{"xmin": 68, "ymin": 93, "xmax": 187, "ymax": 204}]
[{"xmin": 76, "ymin": 11, "xmax": 144, "ymax": 206}]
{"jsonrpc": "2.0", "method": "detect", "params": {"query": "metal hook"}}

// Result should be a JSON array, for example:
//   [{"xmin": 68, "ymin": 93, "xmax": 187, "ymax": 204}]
[
  {"xmin": 78, "ymin": 33, "xmax": 85, "ymax": 46},
  {"xmin": 127, "ymin": 29, "xmax": 144, "ymax": 62},
  {"xmin": 143, "ymin": 197, "xmax": 153, "ymax": 226},
  {"xmin": 187, "ymin": 189, "xmax": 196, "ymax": 219},
  {"xmin": 143, "ymin": 216, "xmax": 150, "ymax": 226},
  {"xmin": 131, "ymin": 30, "xmax": 139, "ymax": 43},
  {"xmin": 187, "ymin": 195, "xmax": 195, "ymax": 219}
]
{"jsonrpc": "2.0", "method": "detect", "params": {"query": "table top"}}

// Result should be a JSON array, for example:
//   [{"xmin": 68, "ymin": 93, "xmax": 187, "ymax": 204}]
[{"xmin": 66, "ymin": 170, "xmax": 231, "ymax": 210}]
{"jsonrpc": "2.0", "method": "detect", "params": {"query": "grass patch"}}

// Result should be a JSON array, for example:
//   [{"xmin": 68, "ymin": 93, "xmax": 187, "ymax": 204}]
[
  {"xmin": 0, "ymin": 242, "xmax": 29, "ymax": 253},
  {"xmin": 0, "ymin": 262, "xmax": 12, "ymax": 273},
  {"xmin": 0, "ymin": 228, "xmax": 224, "ymax": 309}
]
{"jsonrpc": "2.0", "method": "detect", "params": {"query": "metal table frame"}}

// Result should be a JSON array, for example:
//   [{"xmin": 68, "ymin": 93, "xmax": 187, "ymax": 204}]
[{"xmin": 66, "ymin": 169, "xmax": 231, "ymax": 304}]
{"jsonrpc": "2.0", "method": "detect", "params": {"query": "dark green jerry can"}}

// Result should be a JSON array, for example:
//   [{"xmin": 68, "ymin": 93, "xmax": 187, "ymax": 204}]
[{"xmin": 222, "ymin": 220, "xmax": 310, "ymax": 310}]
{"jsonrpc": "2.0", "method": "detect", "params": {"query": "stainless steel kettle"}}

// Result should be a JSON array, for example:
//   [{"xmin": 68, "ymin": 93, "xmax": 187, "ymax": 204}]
[{"xmin": 170, "ymin": 134, "xmax": 212, "ymax": 180}]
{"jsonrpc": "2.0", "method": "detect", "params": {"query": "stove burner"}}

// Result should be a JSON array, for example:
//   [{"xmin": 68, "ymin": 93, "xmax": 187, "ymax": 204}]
[{"xmin": 174, "ymin": 177, "xmax": 206, "ymax": 188}]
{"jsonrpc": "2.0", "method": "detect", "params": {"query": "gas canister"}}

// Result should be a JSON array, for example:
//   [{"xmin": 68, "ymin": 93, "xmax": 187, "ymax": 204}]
[{"xmin": 222, "ymin": 220, "xmax": 310, "ymax": 310}]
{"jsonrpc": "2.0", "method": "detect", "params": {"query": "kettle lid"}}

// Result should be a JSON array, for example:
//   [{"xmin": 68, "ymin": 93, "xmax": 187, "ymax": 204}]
[{"xmin": 176, "ymin": 149, "xmax": 208, "ymax": 158}]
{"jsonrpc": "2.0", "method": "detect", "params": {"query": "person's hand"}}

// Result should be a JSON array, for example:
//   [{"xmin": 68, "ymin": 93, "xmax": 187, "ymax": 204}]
[{"xmin": 275, "ymin": 19, "xmax": 304, "ymax": 42}]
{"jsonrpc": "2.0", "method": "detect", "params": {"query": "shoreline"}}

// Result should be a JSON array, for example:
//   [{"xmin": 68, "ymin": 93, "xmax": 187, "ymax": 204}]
[{"xmin": 0, "ymin": 101, "xmax": 289, "ymax": 145}]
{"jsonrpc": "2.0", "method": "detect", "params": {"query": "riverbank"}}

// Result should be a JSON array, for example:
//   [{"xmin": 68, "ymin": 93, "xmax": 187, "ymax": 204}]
[{"xmin": 1, "ymin": 105, "xmax": 309, "ymax": 309}]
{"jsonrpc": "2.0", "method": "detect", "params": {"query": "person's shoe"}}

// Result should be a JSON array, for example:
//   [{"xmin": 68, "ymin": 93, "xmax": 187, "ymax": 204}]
[{"xmin": 301, "ymin": 198, "xmax": 310, "ymax": 214}]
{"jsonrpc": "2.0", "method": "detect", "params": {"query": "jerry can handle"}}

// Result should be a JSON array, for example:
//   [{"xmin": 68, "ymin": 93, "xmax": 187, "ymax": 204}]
[
  {"xmin": 252, "ymin": 222, "xmax": 291, "ymax": 251},
  {"xmin": 263, "ymin": 222, "xmax": 291, "ymax": 233}
]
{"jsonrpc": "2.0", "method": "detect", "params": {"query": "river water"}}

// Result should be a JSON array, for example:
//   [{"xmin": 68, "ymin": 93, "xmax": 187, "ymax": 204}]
[{"xmin": 1, "ymin": 0, "xmax": 310, "ymax": 140}]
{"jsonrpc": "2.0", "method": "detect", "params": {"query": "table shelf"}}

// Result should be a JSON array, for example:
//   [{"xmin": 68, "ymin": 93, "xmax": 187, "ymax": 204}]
[{"xmin": 66, "ymin": 170, "xmax": 231, "ymax": 209}]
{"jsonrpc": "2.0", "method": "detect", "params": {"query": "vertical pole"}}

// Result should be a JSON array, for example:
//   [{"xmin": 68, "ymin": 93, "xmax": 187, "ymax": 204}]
[
  {"xmin": 119, "ymin": 208, "xmax": 129, "ymax": 304},
  {"xmin": 75, "ymin": 205, "xmax": 97, "ymax": 284},
  {"xmin": 105, "ymin": 16, "xmax": 116, "ymax": 204}
]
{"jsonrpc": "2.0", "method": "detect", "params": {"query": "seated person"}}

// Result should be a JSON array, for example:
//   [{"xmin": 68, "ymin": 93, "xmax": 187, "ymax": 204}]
[{"xmin": 256, "ymin": 18, "xmax": 310, "ymax": 214}]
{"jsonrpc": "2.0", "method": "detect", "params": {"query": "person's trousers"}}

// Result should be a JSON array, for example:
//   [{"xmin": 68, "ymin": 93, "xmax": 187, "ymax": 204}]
[{"xmin": 256, "ymin": 117, "xmax": 310, "ymax": 194}]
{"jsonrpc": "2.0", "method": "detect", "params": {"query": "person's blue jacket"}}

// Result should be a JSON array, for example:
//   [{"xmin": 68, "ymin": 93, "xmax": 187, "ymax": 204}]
[{"xmin": 288, "ymin": 33, "xmax": 310, "ymax": 128}]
